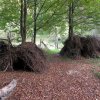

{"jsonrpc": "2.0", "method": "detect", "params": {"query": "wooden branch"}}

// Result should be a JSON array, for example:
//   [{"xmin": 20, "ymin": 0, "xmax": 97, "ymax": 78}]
[
  {"xmin": 40, "ymin": 39, "xmax": 49, "ymax": 49},
  {"xmin": 73, "ymin": 0, "xmax": 80, "ymax": 11},
  {"xmin": 36, "ymin": 12, "xmax": 55, "ymax": 31},
  {"xmin": 53, "ymin": 11, "xmax": 67, "ymax": 15},
  {"xmin": 36, "ymin": 0, "xmax": 47, "ymax": 20},
  {"xmin": 0, "ymin": 79, "xmax": 17, "ymax": 100},
  {"xmin": 36, "ymin": 0, "xmax": 67, "ymax": 31},
  {"xmin": 39, "ymin": 0, "xmax": 58, "ymax": 15}
]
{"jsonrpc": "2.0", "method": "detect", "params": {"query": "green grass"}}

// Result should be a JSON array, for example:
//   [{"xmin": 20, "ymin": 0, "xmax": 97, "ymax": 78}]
[
  {"xmin": 89, "ymin": 58, "xmax": 100, "ymax": 79},
  {"xmin": 94, "ymin": 72, "xmax": 100, "ymax": 79},
  {"xmin": 90, "ymin": 58, "xmax": 100, "ymax": 67},
  {"xmin": 44, "ymin": 49, "xmax": 60, "ymax": 55},
  {"xmin": 43, "ymin": 48, "xmax": 72, "ymax": 62}
]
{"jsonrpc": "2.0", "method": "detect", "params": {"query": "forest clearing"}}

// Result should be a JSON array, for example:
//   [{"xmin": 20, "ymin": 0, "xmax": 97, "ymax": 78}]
[
  {"xmin": 0, "ymin": 0, "xmax": 100, "ymax": 100},
  {"xmin": 0, "ymin": 54, "xmax": 100, "ymax": 100}
]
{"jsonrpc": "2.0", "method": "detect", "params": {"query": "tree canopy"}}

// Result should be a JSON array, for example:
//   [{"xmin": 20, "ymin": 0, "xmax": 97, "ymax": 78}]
[{"xmin": 0, "ymin": 0, "xmax": 100, "ymax": 42}]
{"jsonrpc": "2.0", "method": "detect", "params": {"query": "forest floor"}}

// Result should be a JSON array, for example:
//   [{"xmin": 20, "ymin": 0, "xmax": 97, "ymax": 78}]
[{"xmin": 0, "ymin": 54, "xmax": 100, "ymax": 100}]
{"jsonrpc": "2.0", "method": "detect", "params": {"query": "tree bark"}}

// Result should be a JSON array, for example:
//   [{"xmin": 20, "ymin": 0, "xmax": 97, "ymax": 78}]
[
  {"xmin": 23, "ymin": 0, "xmax": 27, "ymax": 43},
  {"xmin": 20, "ymin": 0, "xmax": 27, "ymax": 44},
  {"xmin": 20, "ymin": 0, "xmax": 23, "ymax": 43},
  {"xmin": 33, "ymin": 0, "xmax": 37, "ymax": 43},
  {"xmin": 68, "ymin": 1, "xmax": 74, "ymax": 40}
]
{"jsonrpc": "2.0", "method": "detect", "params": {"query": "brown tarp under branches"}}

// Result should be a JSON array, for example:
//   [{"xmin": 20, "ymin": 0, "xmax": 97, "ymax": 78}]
[
  {"xmin": 0, "ymin": 42, "xmax": 47, "ymax": 73},
  {"xmin": 60, "ymin": 35, "xmax": 100, "ymax": 58}
]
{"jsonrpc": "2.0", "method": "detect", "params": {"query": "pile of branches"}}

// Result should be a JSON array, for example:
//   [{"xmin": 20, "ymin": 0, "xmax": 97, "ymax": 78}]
[
  {"xmin": 0, "ymin": 42, "xmax": 47, "ymax": 73},
  {"xmin": 60, "ymin": 35, "xmax": 100, "ymax": 58}
]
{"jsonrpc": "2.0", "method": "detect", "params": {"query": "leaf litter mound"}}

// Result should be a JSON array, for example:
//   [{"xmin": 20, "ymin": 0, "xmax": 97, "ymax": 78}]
[
  {"xmin": 0, "ymin": 42, "xmax": 47, "ymax": 73},
  {"xmin": 60, "ymin": 35, "xmax": 100, "ymax": 58}
]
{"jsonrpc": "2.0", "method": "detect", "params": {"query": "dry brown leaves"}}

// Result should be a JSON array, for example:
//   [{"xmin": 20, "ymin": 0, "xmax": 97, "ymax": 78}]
[{"xmin": 0, "ymin": 55, "xmax": 100, "ymax": 100}]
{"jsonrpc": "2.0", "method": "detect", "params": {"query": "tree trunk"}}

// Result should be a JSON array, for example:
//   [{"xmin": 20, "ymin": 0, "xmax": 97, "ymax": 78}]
[
  {"xmin": 20, "ymin": 0, "xmax": 23, "ymax": 43},
  {"xmin": 20, "ymin": 0, "xmax": 27, "ymax": 44},
  {"xmin": 68, "ymin": 1, "xmax": 74, "ymax": 40},
  {"xmin": 23, "ymin": 0, "xmax": 27, "ymax": 43},
  {"xmin": 33, "ymin": 0, "xmax": 37, "ymax": 44}
]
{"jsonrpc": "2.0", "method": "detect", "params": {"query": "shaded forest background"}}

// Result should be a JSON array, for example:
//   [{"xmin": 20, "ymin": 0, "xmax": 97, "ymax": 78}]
[{"xmin": 0, "ymin": 0, "xmax": 100, "ymax": 49}]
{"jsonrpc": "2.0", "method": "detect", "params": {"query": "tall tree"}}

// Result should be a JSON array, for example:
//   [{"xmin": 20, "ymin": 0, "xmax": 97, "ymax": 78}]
[
  {"xmin": 20, "ymin": 0, "xmax": 27, "ymax": 44},
  {"xmin": 60, "ymin": 0, "xmax": 100, "ymax": 57},
  {"xmin": 33, "ymin": 0, "xmax": 37, "ymax": 43},
  {"xmin": 68, "ymin": 1, "xmax": 74, "ymax": 40},
  {"xmin": 31, "ymin": 0, "xmax": 66, "ymax": 43}
]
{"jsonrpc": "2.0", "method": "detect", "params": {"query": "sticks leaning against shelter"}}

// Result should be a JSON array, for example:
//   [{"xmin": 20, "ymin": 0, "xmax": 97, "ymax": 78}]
[
  {"xmin": 5, "ymin": 33, "xmax": 13, "ymax": 71},
  {"xmin": 3, "ymin": 33, "xmax": 13, "ymax": 71}
]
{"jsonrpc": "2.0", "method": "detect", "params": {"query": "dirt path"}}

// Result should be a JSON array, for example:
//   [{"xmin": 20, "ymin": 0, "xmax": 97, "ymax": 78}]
[{"xmin": 0, "ymin": 55, "xmax": 100, "ymax": 100}]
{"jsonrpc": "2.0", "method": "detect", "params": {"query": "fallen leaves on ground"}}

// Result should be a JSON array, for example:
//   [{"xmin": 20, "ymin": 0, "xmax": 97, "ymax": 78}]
[{"xmin": 0, "ymin": 55, "xmax": 100, "ymax": 100}]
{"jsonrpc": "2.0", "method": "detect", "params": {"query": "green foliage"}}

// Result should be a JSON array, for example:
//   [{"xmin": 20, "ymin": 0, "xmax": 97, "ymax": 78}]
[
  {"xmin": 44, "ymin": 49, "xmax": 60, "ymax": 55},
  {"xmin": 0, "ymin": 0, "xmax": 100, "ymax": 40},
  {"xmin": 0, "ymin": 0, "xmax": 20, "ymax": 29},
  {"xmin": 90, "ymin": 58, "xmax": 100, "ymax": 79},
  {"xmin": 73, "ymin": 0, "xmax": 100, "ymax": 32}
]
